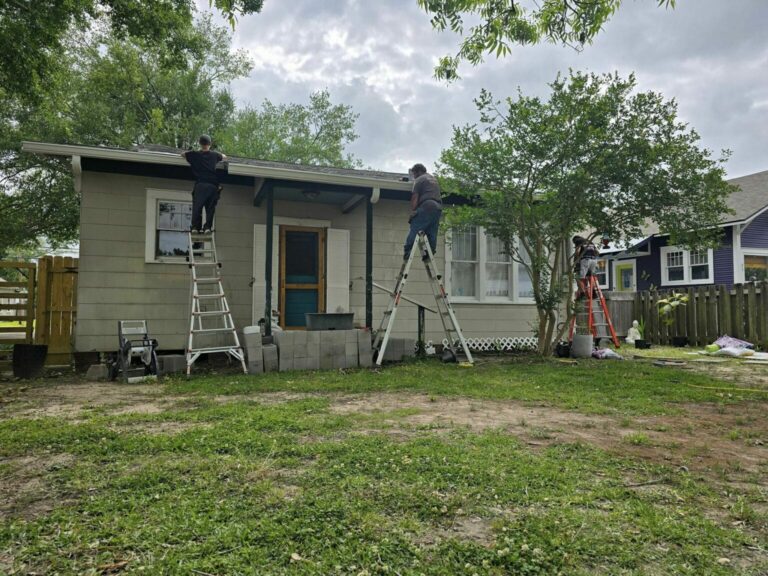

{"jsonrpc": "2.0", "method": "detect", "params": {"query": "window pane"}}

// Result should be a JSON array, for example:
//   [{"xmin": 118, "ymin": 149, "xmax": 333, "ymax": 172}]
[
  {"xmin": 690, "ymin": 250, "xmax": 708, "ymax": 266},
  {"xmin": 157, "ymin": 231, "xmax": 190, "ymax": 257},
  {"xmin": 486, "ymin": 234, "xmax": 509, "ymax": 263},
  {"xmin": 668, "ymin": 266, "xmax": 684, "ymax": 282},
  {"xmin": 691, "ymin": 264, "xmax": 709, "ymax": 280},
  {"xmin": 517, "ymin": 262, "xmax": 534, "ymax": 299},
  {"xmin": 451, "ymin": 262, "xmax": 476, "ymax": 297},
  {"xmin": 666, "ymin": 251, "xmax": 684, "ymax": 268},
  {"xmin": 594, "ymin": 260, "xmax": 607, "ymax": 286},
  {"xmin": 486, "ymin": 263, "xmax": 509, "ymax": 297},
  {"xmin": 158, "ymin": 201, "xmax": 192, "ymax": 231},
  {"xmin": 452, "ymin": 228, "xmax": 477, "ymax": 261},
  {"xmin": 745, "ymin": 255, "xmax": 768, "ymax": 282}
]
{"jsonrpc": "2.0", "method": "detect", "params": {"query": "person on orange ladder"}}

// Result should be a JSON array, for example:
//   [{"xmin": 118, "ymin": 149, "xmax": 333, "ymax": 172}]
[{"xmin": 572, "ymin": 235, "xmax": 600, "ymax": 299}]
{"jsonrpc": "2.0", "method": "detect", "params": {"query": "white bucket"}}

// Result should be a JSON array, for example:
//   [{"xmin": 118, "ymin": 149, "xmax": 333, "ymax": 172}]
[{"xmin": 571, "ymin": 334, "xmax": 594, "ymax": 358}]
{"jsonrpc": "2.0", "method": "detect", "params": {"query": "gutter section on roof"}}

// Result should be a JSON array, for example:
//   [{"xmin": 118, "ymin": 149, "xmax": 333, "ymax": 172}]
[{"xmin": 21, "ymin": 141, "xmax": 412, "ymax": 192}]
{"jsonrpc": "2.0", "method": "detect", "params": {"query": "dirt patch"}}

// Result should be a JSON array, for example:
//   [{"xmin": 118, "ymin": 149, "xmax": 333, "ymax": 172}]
[
  {"xmin": 0, "ymin": 382, "xmax": 165, "ymax": 420},
  {"xmin": 0, "ymin": 453, "xmax": 76, "ymax": 520},
  {"xmin": 330, "ymin": 393, "xmax": 768, "ymax": 484}
]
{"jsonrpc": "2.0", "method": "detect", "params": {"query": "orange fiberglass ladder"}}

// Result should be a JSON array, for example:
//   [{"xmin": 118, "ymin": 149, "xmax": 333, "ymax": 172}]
[{"xmin": 568, "ymin": 273, "xmax": 620, "ymax": 347}]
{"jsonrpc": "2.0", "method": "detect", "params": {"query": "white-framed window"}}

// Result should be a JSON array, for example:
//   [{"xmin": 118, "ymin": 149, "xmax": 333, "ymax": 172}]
[
  {"xmin": 594, "ymin": 259, "xmax": 609, "ymax": 289},
  {"xmin": 446, "ymin": 227, "xmax": 535, "ymax": 304},
  {"xmin": 744, "ymin": 253, "xmax": 768, "ymax": 282},
  {"xmin": 145, "ymin": 188, "xmax": 193, "ymax": 263},
  {"xmin": 660, "ymin": 246, "xmax": 714, "ymax": 286}
]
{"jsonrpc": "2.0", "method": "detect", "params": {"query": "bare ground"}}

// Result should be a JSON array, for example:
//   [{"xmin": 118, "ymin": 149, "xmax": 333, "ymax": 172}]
[{"xmin": 1, "ymin": 374, "xmax": 767, "ymax": 523}]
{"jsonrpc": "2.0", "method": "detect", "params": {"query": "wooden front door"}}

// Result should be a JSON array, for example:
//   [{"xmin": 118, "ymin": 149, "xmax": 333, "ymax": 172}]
[{"xmin": 279, "ymin": 226, "xmax": 325, "ymax": 329}]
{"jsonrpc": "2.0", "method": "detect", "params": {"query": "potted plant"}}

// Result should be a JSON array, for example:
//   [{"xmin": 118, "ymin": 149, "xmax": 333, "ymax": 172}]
[
  {"xmin": 633, "ymin": 317, "xmax": 651, "ymax": 349},
  {"xmin": 657, "ymin": 292, "xmax": 689, "ymax": 347}
]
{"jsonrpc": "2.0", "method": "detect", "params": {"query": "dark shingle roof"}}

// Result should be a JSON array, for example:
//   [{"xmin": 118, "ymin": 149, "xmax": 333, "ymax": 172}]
[{"xmin": 722, "ymin": 169, "xmax": 768, "ymax": 222}]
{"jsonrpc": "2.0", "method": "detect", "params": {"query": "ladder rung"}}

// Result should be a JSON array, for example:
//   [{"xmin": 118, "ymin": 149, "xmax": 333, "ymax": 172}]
[
  {"xmin": 188, "ymin": 346, "xmax": 242, "ymax": 354},
  {"xmin": 195, "ymin": 278, "xmax": 221, "ymax": 283},
  {"xmin": 192, "ymin": 327, "xmax": 234, "ymax": 334},
  {"xmin": 196, "ymin": 293, "xmax": 224, "ymax": 299},
  {"xmin": 192, "ymin": 310, "xmax": 230, "ymax": 316}
]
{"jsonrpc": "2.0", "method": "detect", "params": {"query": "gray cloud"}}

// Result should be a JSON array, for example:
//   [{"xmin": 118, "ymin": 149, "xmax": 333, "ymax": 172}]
[{"xmin": 218, "ymin": 0, "xmax": 768, "ymax": 177}]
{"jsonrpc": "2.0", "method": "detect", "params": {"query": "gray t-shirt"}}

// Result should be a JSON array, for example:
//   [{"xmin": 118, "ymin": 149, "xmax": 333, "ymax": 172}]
[{"xmin": 413, "ymin": 173, "xmax": 443, "ymax": 207}]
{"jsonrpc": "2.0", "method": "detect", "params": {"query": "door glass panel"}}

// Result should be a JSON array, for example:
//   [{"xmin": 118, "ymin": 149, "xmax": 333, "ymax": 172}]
[
  {"xmin": 285, "ymin": 231, "xmax": 318, "ymax": 284},
  {"xmin": 620, "ymin": 267, "xmax": 633, "ymax": 290},
  {"xmin": 284, "ymin": 289, "xmax": 318, "ymax": 327}
]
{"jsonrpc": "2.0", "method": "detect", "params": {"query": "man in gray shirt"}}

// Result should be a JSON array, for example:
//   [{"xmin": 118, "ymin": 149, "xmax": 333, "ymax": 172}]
[{"xmin": 403, "ymin": 163, "xmax": 443, "ymax": 259}]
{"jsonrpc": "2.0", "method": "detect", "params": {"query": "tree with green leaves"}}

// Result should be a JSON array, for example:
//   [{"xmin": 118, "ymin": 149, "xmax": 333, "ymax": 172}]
[
  {"xmin": 439, "ymin": 71, "xmax": 733, "ymax": 355},
  {"xmin": 220, "ymin": 90, "xmax": 362, "ymax": 168},
  {"xmin": 0, "ymin": 15, "xmax": 252, "ymax": 255},
  {"xmin": 417, "ymin": 0, "xmax": 675, "ymax": 80},
  {"xmin": 0, "ymin": 0, "xmax": 262, "ymax": 102}
]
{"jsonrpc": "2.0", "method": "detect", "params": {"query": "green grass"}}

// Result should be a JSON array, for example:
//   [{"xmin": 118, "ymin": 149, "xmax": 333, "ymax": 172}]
[
  {"xmin": 165, "ymin": 358, "xmax": 761, "ymax": 416},
  {"xmin": 1, "ymin": 358, "xmax": 767, "ymax": 574}
]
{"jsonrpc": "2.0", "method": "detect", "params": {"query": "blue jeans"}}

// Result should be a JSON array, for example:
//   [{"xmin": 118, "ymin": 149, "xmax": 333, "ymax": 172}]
[{"xmin": 404, "ymin": 202, "xmax": 442, "ymax": 258}]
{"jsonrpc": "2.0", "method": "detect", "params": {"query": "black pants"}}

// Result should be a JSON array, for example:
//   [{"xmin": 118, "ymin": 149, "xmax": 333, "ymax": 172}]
[{"xmin": 192, "ymin": 182, "xmax": 220, "ymax": 230}]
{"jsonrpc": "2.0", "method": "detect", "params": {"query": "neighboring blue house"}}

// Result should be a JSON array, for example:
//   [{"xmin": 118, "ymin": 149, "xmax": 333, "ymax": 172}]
[{"xmin": 595, "ymin": 169, "xmax": 768, "ymax": 292}]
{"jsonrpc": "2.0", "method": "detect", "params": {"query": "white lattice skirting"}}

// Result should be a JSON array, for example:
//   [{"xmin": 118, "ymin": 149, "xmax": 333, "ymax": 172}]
[{"xmin": 441, "ymin": 336, "xmax": 539, "ymax": 352}]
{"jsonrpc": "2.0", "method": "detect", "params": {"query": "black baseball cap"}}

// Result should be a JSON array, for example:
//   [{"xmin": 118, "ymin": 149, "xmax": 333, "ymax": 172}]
[{"xmin": 199, "ymin": 134, "xmax": 212, "ymax": 145}]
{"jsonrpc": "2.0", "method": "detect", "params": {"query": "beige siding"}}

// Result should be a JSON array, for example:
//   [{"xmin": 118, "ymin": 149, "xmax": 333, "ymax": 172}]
[{"xmin": 76, "ymin": 171, "xmax": 536, "ymax": 352}]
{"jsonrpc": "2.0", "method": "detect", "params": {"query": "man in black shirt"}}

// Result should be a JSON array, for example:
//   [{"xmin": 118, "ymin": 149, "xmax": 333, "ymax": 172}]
[
  {"xmin": 403, "ymin": 163, "xmax": 443, "ymax": 260},
  {"xmin": 182, "ymin": 135, "xmax": 227, "ymax": 233}
]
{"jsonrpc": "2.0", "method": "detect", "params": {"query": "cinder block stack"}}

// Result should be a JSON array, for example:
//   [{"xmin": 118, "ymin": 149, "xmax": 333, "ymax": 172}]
[
  {"xmin": 382, "ymin": 337, "xmax": 416, "ymax": 362},
  {"xmin": 242, "ymin": 327, "xmax": 263, "ymax": 374},
  {"xmin": 262, "ymin": 344, "xmax": 279, "ymax": 372},
  {"xmin": 270, "ymin": 329, "xmax": 377, "ymax": 372}
]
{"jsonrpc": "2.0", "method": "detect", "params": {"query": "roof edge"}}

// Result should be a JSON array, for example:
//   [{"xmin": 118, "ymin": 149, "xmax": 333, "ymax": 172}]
[{"xmin": 21, "ymin": 141, "xmax": 413, "ymax": 192}]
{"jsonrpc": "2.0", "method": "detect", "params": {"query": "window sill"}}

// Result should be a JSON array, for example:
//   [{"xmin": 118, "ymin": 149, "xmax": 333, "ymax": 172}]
[
  {"xmin": 660, "ymin": 279, "xmax": 712, "ymax": 287},
  {"xmin": 146, "ymin": 257, "xmax": 189, "ymax": 265}
]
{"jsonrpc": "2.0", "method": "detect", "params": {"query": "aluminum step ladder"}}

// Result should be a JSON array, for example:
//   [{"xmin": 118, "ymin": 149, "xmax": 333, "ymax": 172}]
[
  {"xmin": 568, "ymin": 273, "xmax": 620, "ymax": 347},
  {"xmin": 186, "ymin": 231, "xmax": 247, "ymax": 375},
  {"xmin": 373, "ymin": 232, "xmax": 473, "ymax": 366}
]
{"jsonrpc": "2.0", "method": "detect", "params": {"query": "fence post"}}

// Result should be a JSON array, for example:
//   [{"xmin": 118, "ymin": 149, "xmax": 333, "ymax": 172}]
[
  {"xmin": 760, "ymin": 281, "xmax": 768, "ymax": 350},
  {"xmin": 686, "ymin": 287, "xmax": 696, "ymax": 345},
  {"xmin": 707, "ymin": 286, "xmax": 718, "ymax": 344},
  {"xmin": 34, "ymin": 256, "xmax": 50, "ymax": 345},
  {"xmin": 733, "ymin": 284, "xmax": 745, "ymax": 339},
  {"xmin": 718, "ymin": 285, "xmax": 730, "ymax": 343},
  {"xmin": 747, "ymin": 282, "xmax": 758, "ymax": 344}
]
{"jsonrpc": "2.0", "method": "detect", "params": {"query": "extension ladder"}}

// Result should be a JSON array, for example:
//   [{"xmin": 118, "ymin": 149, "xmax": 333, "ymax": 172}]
[
  {"xmin": 373, "ymin": 232, "xmax": 473, "ymax": 366},
  {"xmin": 186, "ymin": 231, "xmax": 247, "ymax": 375},
  {"xmin": 568, "ymin": 273, "xmax": 620, "ymax": 347}
]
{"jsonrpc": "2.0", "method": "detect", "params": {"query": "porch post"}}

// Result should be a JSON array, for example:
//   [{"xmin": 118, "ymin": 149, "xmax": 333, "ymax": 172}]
[
  {"xmin": 365, "ymin": 192, "xmax": 374, "ymax": 329},
  {"xmin": 264, "ymin": 187, "xmax": 274, "ymax": 337}
]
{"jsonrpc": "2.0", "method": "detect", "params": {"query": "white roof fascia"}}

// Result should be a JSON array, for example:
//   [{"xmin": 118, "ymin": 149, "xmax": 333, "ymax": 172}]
[{"xmin": 21, "ymin": 141, "xmax": 412, "ymax": 192}]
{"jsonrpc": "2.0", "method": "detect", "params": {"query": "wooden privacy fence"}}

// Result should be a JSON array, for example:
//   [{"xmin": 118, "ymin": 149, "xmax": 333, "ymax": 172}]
[
  {"xmin": 633, "ymin": 282, "xmax": 768, "ymax": 349},
  {"xmin": 0, "ymin": 261, "xmax": 36, "ymax": 345},
  {"xmin": 34, "ymin": 256, "xmax": 79, "ymax": 365}
]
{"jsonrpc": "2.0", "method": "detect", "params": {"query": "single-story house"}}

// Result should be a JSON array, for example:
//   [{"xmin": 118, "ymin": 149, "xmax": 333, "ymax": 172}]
[
  {"xmin": 592, "ymin": 169, "xmax": 768, "ymax": 292},
  {"xmin": 22, "ymin": 141, "xmax": 539, "ymax": 354}
]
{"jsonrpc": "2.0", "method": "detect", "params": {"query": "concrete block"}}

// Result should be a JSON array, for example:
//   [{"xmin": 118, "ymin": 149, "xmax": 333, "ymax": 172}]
[
  {"xmin": 305, "ymin": 356, "xmax": 320, "ymax": 370},
  {"xmin": 279, "ymin": 356, "xmax": 295, "ymax": 372},
  {"xmin": 307, "ymin": 331, "xmax": 321, "ymax": 346},
  {"xmin": 262, "ymin": 345, "xmax": 279, "ymax": 373},
  {"xmin": 86, "ymin": 364, "xmax": 109, "ymax": 381},
  {"xmin": 293, "ymin": 331, "xmax": 307, "ymax": 347},
  {"xmin": 242, "ymin": 326, "xmax": 263, "ymax": 350},
  {"xmin": 359, "ymin": 350, "xmax": 373, "ymax": 368},
  {"xmin": 319, "ymin": 354, "xmax": 334, "ymax": 370},
  {"xmin": 345, "ymin": 330, "xmax": 358, "ymax": 343},
  {"xmin": 333, "ymin": 355, "xmax": 346, "ymax": 369},
  {"xmin": 403, "ymin": 338, "xmax": 416, "ymax": 358},
  {"xmin": 278, "ymin": 345, "xmax": 294, "ymax": 359},
  {"xmin": 345, "ymin": 342, "xmax": 358, "ymax": 357},
  {"xmin": 274, "ymin": 331, "xmax": 294, "ymax": 346},
  {"xmin": 332, "ymin": 343, "xmax": 345, "ymax": 356},
  {"xmin": 345, "ymin": 354, "xmax": 359, "ymax": 368},
  {"xmin": 157, "ymin": 354, "xmax": 186, "ymax": 375},
  {"xmin": 247, "ymin": 360, "xmax": 264, "ymax": 374},
  {"xmin": 293, "ymin": 344, "xmax": 307, "ymax": 358}
]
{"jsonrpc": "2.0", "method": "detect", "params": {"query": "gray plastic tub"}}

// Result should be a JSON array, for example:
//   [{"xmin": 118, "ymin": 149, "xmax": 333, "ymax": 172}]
[{"xmin": 305, "ymin": 313, "xmax": 354, "ymax": 331}]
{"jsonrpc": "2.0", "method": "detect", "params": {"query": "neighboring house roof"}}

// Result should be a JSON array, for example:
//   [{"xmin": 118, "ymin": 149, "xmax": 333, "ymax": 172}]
[{"xmin": 606, "ymin": 168, "xmax": 768, "ymax": 254}]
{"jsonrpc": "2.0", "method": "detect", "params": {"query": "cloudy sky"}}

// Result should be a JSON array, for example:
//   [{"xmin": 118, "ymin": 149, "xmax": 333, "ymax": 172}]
[{"xmin": 213, "ymin": 0, "xmax": 768, "ymax": 178}]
